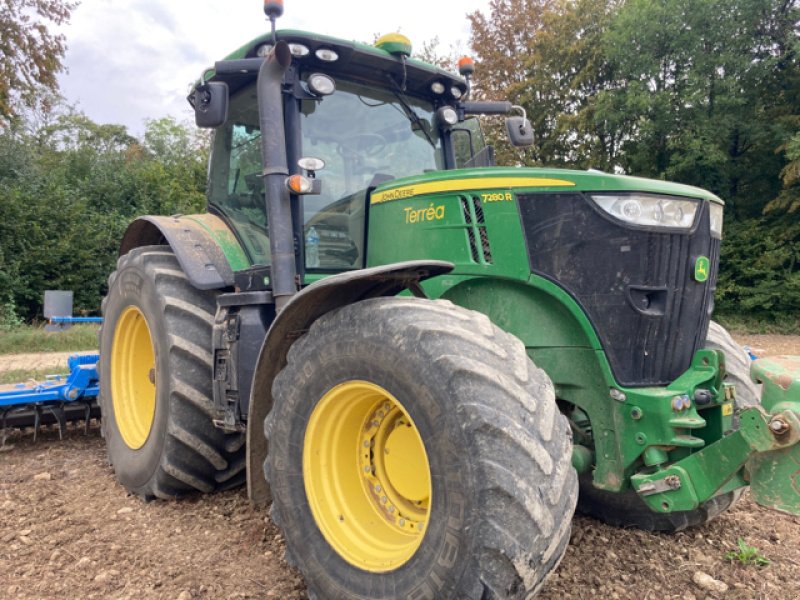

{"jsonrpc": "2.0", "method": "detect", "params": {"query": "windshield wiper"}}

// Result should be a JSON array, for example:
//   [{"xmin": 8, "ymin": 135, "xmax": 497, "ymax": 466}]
[{"xmin": 386, "ymin": 75, "xmax": 436, "ymax": 148}]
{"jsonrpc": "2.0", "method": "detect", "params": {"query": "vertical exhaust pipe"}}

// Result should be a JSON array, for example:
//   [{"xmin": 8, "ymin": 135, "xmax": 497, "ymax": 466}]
[{"xmin": 257, "ymin": 41, "xmax": 295, "ymax": 312}]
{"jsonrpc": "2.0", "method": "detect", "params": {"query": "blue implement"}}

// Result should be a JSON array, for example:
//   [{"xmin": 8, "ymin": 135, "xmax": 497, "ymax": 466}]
[
  {"xmin": 0, "ymin": 354, "xmax": 100, "ymax": 443},
  {"xmin": 48, "ymin": 316, "xmax": 103, "ymax": 324}
]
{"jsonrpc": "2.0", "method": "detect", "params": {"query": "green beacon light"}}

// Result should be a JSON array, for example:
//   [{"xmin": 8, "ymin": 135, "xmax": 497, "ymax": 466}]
[{"xmin": 375, "ymin": 33, "xmax": 413, "ymax": 58}]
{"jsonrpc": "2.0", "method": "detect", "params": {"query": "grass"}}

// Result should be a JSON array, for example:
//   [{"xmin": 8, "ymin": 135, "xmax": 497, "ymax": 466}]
[
  {"xmin": 0, "ymin": 323, "xmax": 99, "ymax": 355},
  {"xmin": 0, "ymin": 369, "xmax": 60, "ymax": 385},
  {"xmin": 725, "ymin": 538, "xmax": 770, "ymax": 567},
  {"xmin": 714, "ymin": 313, "xmax": 800, "ymax": 336}
]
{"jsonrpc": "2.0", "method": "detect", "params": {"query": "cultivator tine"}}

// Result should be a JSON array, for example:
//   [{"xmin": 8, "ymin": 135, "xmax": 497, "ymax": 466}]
[
  {"xmin": 82, "ymin": 401, "xmax": 92, "ymax": 435},
  {"xmin": 45, "ymin": 402, "xmax": 68, "ymax": 440},
  {"xmin": 1, "ymin": 409, "xmax": 8, "ymax": 447},
  {"xmin": 32, "ymin": 406, "xmax": 41, "ymax": 443}
]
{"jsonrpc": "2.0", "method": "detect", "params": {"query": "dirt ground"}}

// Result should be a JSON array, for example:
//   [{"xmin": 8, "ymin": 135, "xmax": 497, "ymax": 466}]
[
  {"xmin": 1, "ymin": 336, "xmax": 799, "ymax": 599},
  {"xmin": 0, "ymin": 351, "xmax": 88, "ymax": 374}
]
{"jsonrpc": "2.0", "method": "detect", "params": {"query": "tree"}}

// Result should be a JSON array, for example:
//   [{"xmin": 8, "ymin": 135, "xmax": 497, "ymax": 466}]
[
  {"xmin": 603, "ymin": 0, "xmax": 798, "ymax": 217},
  {"xmin": 0, "ymin": 0, "xmax": 77, "ymax": 122},
  {"xmin": 0, "ymin": 101, "xmax": 209, "ymax": 321},
  {"xmin": 468, "ymin": 0, "xmax": 621, "ymax": 167},
  {"xmin": 467, "ymin": 0, "xmax": 799, "ymax": 320},
  {"xmin": 468, "ymin": 0, "xmax": 552, "ymax": 165}
]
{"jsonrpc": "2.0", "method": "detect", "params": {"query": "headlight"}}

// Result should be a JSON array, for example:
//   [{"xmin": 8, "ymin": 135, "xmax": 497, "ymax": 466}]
[
  {"xmin": 590, "ymin": 193, "xmax": 700, "ymax": 231},
  {"xmin": 307, "ymin": 73, "xmax": 336, "ymax": 96},
  {"xmin": 288, "ymin": 43, "xmax": 310, "ymax": 57},
  {"xmin": 709, "ymin": 202, "xmax": 724, "ymax": 239},
  {"xmin": 315, "ymin": 48, "xmax": 339, "ymax": 62},
  {"xmin": 436, "ymin": 106, "xmax": 458, "ymax": 127}
]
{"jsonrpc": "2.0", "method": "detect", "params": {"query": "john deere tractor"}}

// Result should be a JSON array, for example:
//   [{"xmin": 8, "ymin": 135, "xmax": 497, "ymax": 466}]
[{"xmin": 99, "ymin": 3, "xmax": 800, "ymax": 598}]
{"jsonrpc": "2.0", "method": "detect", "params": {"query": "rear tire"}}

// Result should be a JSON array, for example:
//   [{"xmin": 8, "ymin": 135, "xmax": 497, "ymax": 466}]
[
  {"xmin": 99, "ymin": 246, "xmax": 245, "ymax": 499},
  {"xmin": 576, "ymin": 320, "xmax": 753, "ymax": 531},
  {"xmin": 265, "ymin": 298, "xmax": 577, "ymax": 599}
]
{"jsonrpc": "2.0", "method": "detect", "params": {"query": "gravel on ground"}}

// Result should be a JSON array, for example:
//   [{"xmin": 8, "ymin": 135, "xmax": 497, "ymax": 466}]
[{"xmin": 1, "ymin": 336, "xmax": 798, "ymax": 599}]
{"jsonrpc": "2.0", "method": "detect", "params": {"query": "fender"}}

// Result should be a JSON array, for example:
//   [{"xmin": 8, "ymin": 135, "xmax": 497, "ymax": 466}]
[
  {"xmin": 119, "ymin": 214, "xmax": 248, "ymax": 290},
  {"xmin": 245, "ymin": 260, "xmax": 454, "ymax": 505}
]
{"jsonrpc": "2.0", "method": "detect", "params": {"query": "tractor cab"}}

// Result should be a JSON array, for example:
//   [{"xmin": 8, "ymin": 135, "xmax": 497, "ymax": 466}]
[{"xmin": 191, "ymin": 30, "xmax": 516, "ymax": 276}]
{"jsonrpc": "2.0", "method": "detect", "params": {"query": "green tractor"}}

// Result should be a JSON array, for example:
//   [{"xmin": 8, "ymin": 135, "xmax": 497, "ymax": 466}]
[{"xmin": 99, "ymin": 4, "xmax": 800, "ymax": 598}]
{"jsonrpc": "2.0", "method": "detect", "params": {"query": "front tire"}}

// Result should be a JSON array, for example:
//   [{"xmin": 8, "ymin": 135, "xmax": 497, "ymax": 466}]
[
  {"xmin": 99, "ymin": 246, "xmax": 245, "ymax": 499},
  {"xmin": 265, "ymin": 298, "xmax": 577, "ymax": 599},
  {"xmin": 705, "ymin": 320, "xmax": 760, "ymax": 407}
]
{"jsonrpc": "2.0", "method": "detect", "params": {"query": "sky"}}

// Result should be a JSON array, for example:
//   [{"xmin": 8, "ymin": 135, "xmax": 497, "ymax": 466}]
[{"xmin": 56, "ymin": 0, "xmax": 492, "ymax": 136}]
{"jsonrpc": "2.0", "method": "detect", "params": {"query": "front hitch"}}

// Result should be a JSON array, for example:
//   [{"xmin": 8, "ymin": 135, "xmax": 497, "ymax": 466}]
[{"xmin": 631, "ymin": 355, "xmax": 800, "ymax": 516}]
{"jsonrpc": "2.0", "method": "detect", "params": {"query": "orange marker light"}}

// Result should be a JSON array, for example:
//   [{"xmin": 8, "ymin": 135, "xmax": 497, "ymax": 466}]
[
  {"xmin": 286, "ymin": 174, "xmax": 313, "ymax": 194},
  {"xmin": 458, "ymin": 56, "xmax": 475, "ymax": 76},
  {"xmin": 264, "ymin": 0, "xmax": 284, "ymax": 18}
]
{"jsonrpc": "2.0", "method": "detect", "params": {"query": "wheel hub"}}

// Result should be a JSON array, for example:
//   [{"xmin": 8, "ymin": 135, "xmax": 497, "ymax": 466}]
[
  {"xmin": 303, "ymin": 381, "xmax": 431, "ymax": 572},
  {"xmin": 360, "ymin": 404, "xmax": 429, "ymax": 534},
  {"xmin": 110, "ymin": 306, "xmax": 156, "ymax": 450}
]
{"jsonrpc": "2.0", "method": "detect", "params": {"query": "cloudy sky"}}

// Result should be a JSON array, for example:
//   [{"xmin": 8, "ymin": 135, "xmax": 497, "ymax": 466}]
[{"xmin": 56, "ymin": 0, "xmax": 492, "ymax": 136}]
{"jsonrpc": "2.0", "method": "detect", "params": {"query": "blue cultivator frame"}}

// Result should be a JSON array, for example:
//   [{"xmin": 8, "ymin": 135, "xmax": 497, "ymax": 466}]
[{"xmin": 0, "ymin": 354, "xmax": 100, "ymax": 444}]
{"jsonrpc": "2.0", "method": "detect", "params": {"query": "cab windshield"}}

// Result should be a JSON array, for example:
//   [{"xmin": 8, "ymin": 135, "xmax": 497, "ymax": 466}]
[
  {"xmin": 207, "ymin": 79, "xmax": 444, "ymax": 270},
  {"xmin": 300, "ymin": 79, "xmax": 443, "ymax": 269}
]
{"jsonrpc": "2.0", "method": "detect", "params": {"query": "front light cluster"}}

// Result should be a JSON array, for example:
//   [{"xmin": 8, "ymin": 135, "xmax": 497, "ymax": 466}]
[
  {"xmin": 430, "ymin": 81, "xmax": 465, "ymax": 100},
  {"xmin": 590, "ymin": 193, "xmax": 700, "ymax": 231},
  {"xmin": 254, "ymin": 43, "xmax": 338, "ymax": 62}
]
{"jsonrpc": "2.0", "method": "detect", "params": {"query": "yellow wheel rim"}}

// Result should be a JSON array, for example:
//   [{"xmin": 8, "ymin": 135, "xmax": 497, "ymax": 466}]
[
  {"xmin": 110, "ymin": 306, "xmax": 157, "ymax": 450},
  {"xmin": 303, "ymin": 381, "xmax": 432, "ymax": 572}
]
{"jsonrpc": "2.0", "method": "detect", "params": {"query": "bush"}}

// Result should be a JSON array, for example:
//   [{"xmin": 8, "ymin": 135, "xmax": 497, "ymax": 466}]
[{"xmin": 716, "ymin": 217, "xmax": 800, "ymax": 322}]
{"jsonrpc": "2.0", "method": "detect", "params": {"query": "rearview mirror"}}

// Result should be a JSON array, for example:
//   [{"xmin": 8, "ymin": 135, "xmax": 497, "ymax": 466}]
[
  {"xmin": 192, "ymin": 81, "xmax": 229, "ymax": 128},
  {"xmin": 506, "ymin": 116, "xmax": 534, "ymax": 147}
]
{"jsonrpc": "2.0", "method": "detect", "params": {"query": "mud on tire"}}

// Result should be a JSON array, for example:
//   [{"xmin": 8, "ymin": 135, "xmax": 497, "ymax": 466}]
[
  {"xmin": 99, "ymin": 246, "xmax": 245, "ymax": 499},
  {"xmin": 265, "ymin": 297, "xmax": 577, "ymax": 599}
]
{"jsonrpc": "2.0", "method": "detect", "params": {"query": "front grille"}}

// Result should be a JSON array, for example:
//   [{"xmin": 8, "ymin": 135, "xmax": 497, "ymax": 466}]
[{"xmin": 518, "ymin": 193, "xmax": 717, "ymax": 386}]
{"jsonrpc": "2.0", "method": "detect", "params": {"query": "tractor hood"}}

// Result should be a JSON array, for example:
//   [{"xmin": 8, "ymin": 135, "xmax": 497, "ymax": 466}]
[
  {"xmin": 368, "ymin": 166, "xmax": 724, "ymax": 388},
  {"xmin": 370, "ymin": 167, "xmax": 724, "ymax": 206}
]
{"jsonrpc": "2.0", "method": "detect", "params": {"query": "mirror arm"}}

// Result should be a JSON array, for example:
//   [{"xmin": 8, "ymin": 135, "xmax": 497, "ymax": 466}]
[{"xmin": 460, "ymin": 100, "xmax": 513, "ymax": 116}]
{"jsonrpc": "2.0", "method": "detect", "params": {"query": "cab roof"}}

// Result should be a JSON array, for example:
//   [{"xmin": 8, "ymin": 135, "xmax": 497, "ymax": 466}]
[{"xmin": 202, "ymin": 29, "xmax": 467, "ymax": 99}]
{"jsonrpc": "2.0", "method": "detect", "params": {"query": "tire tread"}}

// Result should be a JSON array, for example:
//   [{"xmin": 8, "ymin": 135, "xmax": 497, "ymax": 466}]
[{"xmin": 100, "ymin": 246, "xmax": 245, "ymax": 498}]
